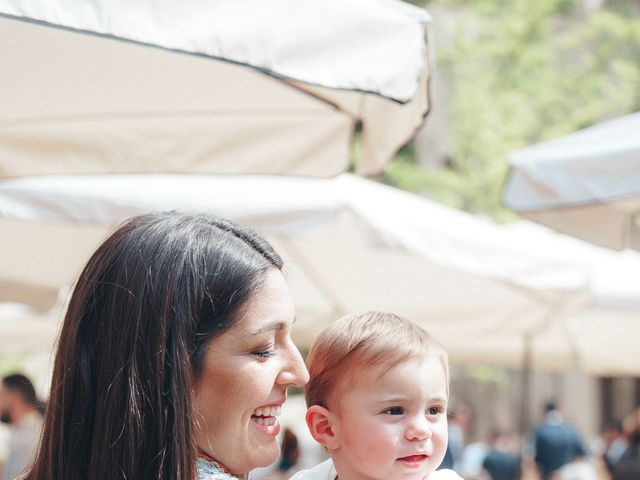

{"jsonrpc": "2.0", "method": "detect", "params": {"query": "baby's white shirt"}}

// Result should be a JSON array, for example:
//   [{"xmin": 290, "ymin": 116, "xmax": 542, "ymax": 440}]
[
  {"xmin": 288, "ymin": 459, "xmax": 463, "ymax": 480},
  {"xmin": 289, "ymin": 459, "xmax": 336, "ymax": 480}
]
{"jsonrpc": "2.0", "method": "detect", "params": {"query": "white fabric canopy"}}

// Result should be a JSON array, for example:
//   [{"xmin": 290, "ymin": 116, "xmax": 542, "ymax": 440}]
[
  {"xmin": 503, "ymin": 112, "xmax": 640, "ymax": 250},
  {"xmin": 0, "ymin": 303, "xmax": 61, "ymax": 352},
  {"xmin": 3, "ymin": 174, "xmax": 639, "ymax": 374},
  {"xmin": 0, "ymin": 174, "xmax": 589, "ymax": 291},
  {"xmin": 0, "ymin": 0, "xmax": 431, "ymax": 177},
  {"xmin": 497, "ymin": 221, "xmax": 640, "ymax": 376}
]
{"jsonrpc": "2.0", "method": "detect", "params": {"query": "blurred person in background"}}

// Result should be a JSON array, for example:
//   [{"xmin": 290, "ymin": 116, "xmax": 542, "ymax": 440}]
[
  {"xmin": 457, "ymin": 429, "xmax": 489, "ymax": 479},
  {"xmin": 613, "ymin": 407, "xmax": 640, "ymax": 480},
  {"xmin": 0, "ymin": 374, "xmax": 43, "ymax": 480},
  {"xmin": 533, "ymin": 401, "xmax": 588, "ymax": 480},
  {"xmin": 481, "ymin": 430, "xmax": 521, "ymax": 480},
  {"xmin": 268, "ymin": 427, "xmax": 301, "ymax": 479},
  {"xmin": 278, "ymin": 428, "xmax": 300, "ymax": 473},
  {"xmin": 440, "ymin": 403, "xmax": 472, "ymax": 472},
  {"xmin": 601, "ymin": 419, "xmax": 628, "ymax": 475}
]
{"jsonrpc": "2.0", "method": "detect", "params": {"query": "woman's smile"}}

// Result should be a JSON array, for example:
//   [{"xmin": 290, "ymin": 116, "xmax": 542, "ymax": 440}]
[{"xmin": 251, "ymin": 403, "xmax": 284, "ymax": 432}]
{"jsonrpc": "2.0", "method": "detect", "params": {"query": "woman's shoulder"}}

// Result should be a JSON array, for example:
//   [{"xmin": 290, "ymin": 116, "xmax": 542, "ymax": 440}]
[
  {"xmin": 288, "ymin": 459, "xmax": 336, "ymax": 480},
  {"xmin": 196, "ymin": 457, "xmax": 241, "ymax": 480}
]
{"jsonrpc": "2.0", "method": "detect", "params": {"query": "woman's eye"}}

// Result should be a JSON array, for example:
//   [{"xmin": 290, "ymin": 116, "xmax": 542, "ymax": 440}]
[
  {"xmin": 384, "ymin": 406, "xmax": 404, "ymax": 415},
  {"xmin": 252, "ymin": 350, "xmax": 275, "ymax": 359}
]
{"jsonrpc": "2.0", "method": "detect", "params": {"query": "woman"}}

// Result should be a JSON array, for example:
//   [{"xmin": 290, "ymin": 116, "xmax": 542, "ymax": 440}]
[{"xmin": 24, "ymin": 212, "xmax": 309, "ymax": 480}]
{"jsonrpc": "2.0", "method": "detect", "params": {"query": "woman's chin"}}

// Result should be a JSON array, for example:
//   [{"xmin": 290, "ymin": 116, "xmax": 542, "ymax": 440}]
[{"xmin": 249, "ymin": 442, "xmax": 281, "ymax": 469}]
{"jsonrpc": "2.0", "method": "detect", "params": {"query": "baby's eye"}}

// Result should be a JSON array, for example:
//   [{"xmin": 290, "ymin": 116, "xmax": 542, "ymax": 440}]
[
  {"xmin": 427, "ymin": 406, "xmax": 444, "ymax": 416},
  {"xmin": 384, "ymin": 406, "xmax": 404, "ymax": 415}
]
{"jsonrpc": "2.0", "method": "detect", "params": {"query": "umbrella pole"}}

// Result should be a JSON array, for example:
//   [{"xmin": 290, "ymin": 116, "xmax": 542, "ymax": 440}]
[
  {"xmin": 520, "ymin": 331, "xmax": 533, "ymax": 438},
  {"xmin": 626, "ymin": 212, "xmax": 639, "ymax": 250}
]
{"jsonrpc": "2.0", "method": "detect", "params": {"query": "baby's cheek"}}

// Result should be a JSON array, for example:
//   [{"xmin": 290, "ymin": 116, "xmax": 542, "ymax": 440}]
[
  {"xmin": 348, "ymin": 425, "xmax": 395, "ymax": 464},
  {"xmin": 432, "ymin": 424, "xmax": 449, "ymax": 462}
]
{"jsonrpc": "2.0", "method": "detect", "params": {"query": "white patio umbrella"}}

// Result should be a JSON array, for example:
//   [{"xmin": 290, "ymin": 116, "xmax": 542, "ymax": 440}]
[
  {"xmin": 503, "ymin": 112, "xmax": 640, "ymax": 250},
  {"xmin": 0, "ymin": 302, "xmax": 62, "ymax": 353},
  {"xmin": 0, "ymin": 173, "xmax": 622, "ymax": 374},
  {"xmin": 0, "ymin": 0, "xmax": 431, "ymax": 178},
  {"xmin": 496, "ymin": 221, "xmax": 640, "ymax": 377}
]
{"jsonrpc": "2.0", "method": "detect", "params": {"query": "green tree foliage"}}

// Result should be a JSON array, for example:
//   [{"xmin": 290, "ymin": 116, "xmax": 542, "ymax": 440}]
[{"xmin": 387, "ymin": 0, "xmax": 640, "ymax": 221}]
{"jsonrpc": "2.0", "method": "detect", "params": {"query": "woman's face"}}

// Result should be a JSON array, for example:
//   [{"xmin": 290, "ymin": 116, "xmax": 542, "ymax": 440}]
[{"xmin": 193, "ymin": 269, "xmax": 309, "ymax": 474}]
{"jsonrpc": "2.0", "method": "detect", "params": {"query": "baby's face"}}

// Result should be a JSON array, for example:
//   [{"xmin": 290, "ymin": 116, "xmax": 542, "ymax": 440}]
[{"xmin": 329, "ymin": 355, "xmax": 448, "ymax": 480}]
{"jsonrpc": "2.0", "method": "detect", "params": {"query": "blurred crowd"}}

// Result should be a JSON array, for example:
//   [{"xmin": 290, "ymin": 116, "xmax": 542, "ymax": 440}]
[{"xmin": 431, "ymin": 401, "xmax": 640, "ymax": 480}]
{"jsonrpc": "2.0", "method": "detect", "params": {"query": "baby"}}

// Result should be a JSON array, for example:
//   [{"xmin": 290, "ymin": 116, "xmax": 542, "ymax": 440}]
[{"xmin": 291, "ymin": 311, "xmax": 462, "ymax": 480}]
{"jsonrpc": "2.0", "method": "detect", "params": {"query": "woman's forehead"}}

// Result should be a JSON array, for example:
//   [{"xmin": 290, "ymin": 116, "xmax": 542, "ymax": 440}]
[{"xmin": 234, "ymin": 270, "xmax": 296, "ymax": 333}]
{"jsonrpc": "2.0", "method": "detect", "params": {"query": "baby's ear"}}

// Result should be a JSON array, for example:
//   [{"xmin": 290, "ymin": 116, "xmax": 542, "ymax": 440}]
[{"xmin": 305, "ymin": 405, "xmax": 339, "ymax": 450}]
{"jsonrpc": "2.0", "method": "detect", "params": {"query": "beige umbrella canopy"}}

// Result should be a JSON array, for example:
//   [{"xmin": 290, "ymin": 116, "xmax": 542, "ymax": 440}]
[
  {"xmin": 503, "ymin": 112, "xmax": 640, "ymax": 250},
  {"xmin": 272, "ymin": 212, "xmax": 588, "ymax": 372},
  {"xmin": 0, "ymin": 0, "xmax": 430, "ymax": 178},
  {"xmin": 0, "ymin": 303, "xmax": 62, "ymax": 353},
  {"xmin": 0, "ymin": 219, "xmax": 111, "ymax": 307},
  {"xmin": 0, "ymin": 174, "xmax": 605, "ymax": 373},
  {"xmin": 0, "ymin": 214, "xmax": 578, "ymax": 370}
]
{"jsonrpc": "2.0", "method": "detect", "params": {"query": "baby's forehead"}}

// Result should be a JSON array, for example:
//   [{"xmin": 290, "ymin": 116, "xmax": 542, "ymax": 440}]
[
  {"xmin": 372, "ymin": 354, "xmax": 445, "ymax": 381},
  {"xmin": 327, "ymin": 353, "xmax": 447, "ymax": 402}
]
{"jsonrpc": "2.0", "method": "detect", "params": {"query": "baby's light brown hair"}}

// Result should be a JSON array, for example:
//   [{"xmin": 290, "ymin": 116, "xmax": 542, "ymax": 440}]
[{"xmin": 305, "ymin": 311, "xmax": 449, "ymax": 409}]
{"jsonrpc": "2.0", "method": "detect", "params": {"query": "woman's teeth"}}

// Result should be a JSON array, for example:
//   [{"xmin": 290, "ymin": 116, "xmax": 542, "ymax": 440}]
[
  {"xmin": 251, "ymin": 406, "xmax": 281, "ymax": 426},
  {"xmin": 252, "ymin": 405, "xmax": 282, "ymax": 418},
  {"xmin": 253, "ymin": 416, "xmax": 277, "ymax": 426}
]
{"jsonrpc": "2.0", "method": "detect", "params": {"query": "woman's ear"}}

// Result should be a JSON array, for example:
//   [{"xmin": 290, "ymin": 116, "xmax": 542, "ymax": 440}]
[{"xmin": 306, "ymin": 405, "xmax": 339, "ymax": 450}]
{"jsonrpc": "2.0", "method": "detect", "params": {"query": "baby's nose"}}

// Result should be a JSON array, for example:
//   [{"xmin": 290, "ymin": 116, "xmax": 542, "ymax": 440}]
[{"xmin": 405, "ymin": 415, "xmax": 432, "ymax": 441}]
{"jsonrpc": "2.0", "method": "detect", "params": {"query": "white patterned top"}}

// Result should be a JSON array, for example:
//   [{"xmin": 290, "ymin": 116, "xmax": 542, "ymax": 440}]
[{"xmin": 196, "ymin": 457, "xmax": 245, "ymax": 480}]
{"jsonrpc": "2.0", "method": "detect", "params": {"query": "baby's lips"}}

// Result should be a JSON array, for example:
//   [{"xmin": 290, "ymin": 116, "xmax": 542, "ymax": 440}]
[{"xmin": 398, "ymin": 454, "xmax": 428, "ymax": 462}]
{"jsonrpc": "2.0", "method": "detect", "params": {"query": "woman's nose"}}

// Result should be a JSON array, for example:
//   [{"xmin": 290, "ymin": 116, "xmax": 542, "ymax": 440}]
[
  {"xmin": 277, "ymin": 340, "xmax": 310, "ymax": 387},
  {"xmin": 405, "ymin": 414, "xmax": 432, "ymax": 441}
]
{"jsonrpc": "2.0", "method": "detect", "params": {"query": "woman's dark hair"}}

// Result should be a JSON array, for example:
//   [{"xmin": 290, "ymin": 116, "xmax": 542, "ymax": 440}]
[{"xmin": 25, "ymin": 212, "xmax": 283, "ymax": 480}]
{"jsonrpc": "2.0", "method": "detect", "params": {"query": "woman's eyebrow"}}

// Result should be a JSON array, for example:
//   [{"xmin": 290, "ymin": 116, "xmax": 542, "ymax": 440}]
[
  {"xmin": 249, "ymin": 320, "xmax": 287, "ymax": 336},
  {"xmin": 250, "ymin": 315, "xmax": 296, "ymax": 335}
]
